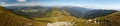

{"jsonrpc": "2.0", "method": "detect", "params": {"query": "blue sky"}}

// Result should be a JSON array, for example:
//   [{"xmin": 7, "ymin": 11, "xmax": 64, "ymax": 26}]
[
  {"xmin": 0, "ymin": 0, "xmax": 120, "ymax": 10},
  {"xmin": 0, "ymin": 0, "xmax": 120, "ymax": 5}
]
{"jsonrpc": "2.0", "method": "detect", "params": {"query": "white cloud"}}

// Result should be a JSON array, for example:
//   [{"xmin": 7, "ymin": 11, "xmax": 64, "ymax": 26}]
[
  {"xmin": 0, "ymin": 2, "xmax": 5, "ymax": 4},
  {"xmin": 73, "ymin": 4, "xmax": 120, "ymax": 10},
  {"xmin": 0, "ymin": 2, "xmax": 41, "ymax": 6},
  {"xmin": 16, "ymin": 0, "xmax": 26, "ymax": 2}
]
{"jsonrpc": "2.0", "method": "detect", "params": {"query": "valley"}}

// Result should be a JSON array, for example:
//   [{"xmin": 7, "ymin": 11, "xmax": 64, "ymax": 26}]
[{"xmin": 0, "ymin": 6, "xmax": 120, "ymax": 26}]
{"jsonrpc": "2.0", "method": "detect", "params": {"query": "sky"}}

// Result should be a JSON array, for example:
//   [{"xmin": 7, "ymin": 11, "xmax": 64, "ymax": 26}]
[{"xmin": 0, "ymin": 0, "xmax": 120, "ymax": 10}]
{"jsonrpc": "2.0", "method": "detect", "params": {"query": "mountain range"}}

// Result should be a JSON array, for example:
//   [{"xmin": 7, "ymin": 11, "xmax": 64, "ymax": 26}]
[
  {"xmin": 0, "ymin": 6, "xmax": 120, "ymax": 26},
  {"xmin": 5, "ymin": 6, "xmax": 118, "ymax": 19}
]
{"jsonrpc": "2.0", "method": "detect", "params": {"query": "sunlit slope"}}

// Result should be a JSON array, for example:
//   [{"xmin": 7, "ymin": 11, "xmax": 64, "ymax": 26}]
[
  {"xmin": 0, "ymin": 6, "xmax": 35, "ymax": 26},
  {"xmin": 97, "ymin": 12, "xmax": 120, "ymax": 26}
]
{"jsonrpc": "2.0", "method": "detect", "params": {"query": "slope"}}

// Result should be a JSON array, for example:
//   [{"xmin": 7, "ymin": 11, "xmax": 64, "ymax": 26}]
[
  {"xmin": 83, "ymin": 10, "xmax": 117, "ymax": 19},
  {"xmin": 0, "ymin": 6, "xmax": 34, "ymax": 26},
  {"xmin": 96, "ymin": 12, "xmax": 120, "ymax": 26}
]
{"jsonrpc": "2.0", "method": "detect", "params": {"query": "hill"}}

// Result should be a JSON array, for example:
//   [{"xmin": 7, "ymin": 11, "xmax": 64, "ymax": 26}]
[
  {"xmin": 0, "ymin": 6, "xmax": 34, "ymax": 26},
  {"xmin": 33, "ymin": 7, "xmax": 80, "ymax": 22},
  {"xmin": 32, "ymin": 7, "xmax": 89, "ymax": 26},
  {"xmin": 83, "ymin": 10, "xmax": 117, "ymax": 19},
  {"xmin": 96, "ymin": 12, "xmax": 120, "ymax": 26}
]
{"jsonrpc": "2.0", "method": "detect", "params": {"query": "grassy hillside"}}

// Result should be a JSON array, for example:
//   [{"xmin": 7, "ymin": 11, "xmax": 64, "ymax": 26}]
[
  {"xmin": 0, "ymin": 6, "xmax": 35, "ymax": 26},
  {"xmin": 96, "ymin": 12, "xmax": 120, "ymax": 26},
  {"xmin": 83, "ymin": 10, "xmax": 117, "ymax": 19}
]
